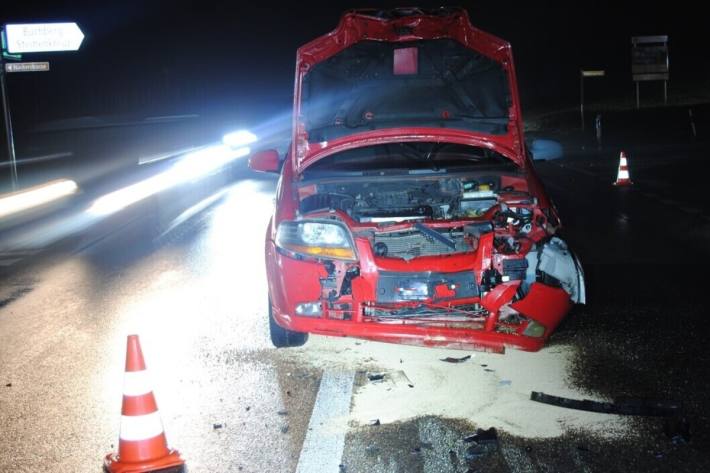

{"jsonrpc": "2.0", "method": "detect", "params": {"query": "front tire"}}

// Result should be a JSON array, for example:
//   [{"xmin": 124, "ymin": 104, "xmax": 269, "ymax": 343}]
[{"xmin": 269, "ymin": 299, "xmax": 308, "ymax": 348}]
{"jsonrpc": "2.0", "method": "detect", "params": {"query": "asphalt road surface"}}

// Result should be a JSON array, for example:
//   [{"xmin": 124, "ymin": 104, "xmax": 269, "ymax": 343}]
[{"xmin": 1, "ymin": 141, "xmax": 709, "ymax": 472}]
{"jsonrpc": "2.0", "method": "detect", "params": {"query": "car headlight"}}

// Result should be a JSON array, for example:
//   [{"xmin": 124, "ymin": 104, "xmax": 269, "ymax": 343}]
[{"xmin": 275, "ymin": 220, "xmax": 357, "ymax": 261}]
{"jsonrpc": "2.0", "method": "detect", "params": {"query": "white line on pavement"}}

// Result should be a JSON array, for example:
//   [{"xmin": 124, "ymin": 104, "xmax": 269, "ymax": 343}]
[{"xmin": 295, "ymin": 370, "xmax": 355, "ymax": 473}]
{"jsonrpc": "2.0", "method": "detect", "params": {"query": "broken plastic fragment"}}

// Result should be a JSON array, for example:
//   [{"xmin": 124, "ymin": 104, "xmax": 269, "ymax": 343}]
[
  {"xmin": 440, "ymin": 354, "xmax": 472, "ymax": 363},
  {"xmin": 463, "ymin": 427, "xmax": 498, "ymax": 446},
  {"xmin": 367, "ymin": 372, "xmax": 386, "ymax": 381},
  {"xmin": 464, "ymin": 444, "xmax": 485, "ymax": 461},
  {"xmin": 531, "ymin": 391, "xmax": 682, "ymax": 416}
]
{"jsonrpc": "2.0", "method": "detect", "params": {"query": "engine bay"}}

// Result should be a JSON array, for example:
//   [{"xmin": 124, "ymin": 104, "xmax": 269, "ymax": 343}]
[{"xmin": 299, "ymin": 174, "xmax": 529, "ymax": 223}]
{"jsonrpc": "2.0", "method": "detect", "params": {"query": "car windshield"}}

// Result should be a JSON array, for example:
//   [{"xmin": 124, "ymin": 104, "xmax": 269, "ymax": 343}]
[
  {"xmin": 302, "ymin": 142, "xmax": 518, "ymax": 179},
  {"xmin": 301, "ymin": 39, "xmax": 512, "ymax": 143}
]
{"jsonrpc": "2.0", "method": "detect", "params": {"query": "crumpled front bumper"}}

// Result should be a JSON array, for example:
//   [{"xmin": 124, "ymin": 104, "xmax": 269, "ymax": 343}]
[{"xmin": 265, "ymin": 236, "xmax": 576, "ymax": 353}]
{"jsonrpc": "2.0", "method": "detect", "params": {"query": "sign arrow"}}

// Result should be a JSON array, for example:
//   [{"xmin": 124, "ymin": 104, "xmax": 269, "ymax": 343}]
[
  {"xmin": 5, "ymin": 62, "xmax": 50, "ymax": 73},
  {"xmin": 4, "ymin": 23, "xmax": 84, "ymax": 54}
]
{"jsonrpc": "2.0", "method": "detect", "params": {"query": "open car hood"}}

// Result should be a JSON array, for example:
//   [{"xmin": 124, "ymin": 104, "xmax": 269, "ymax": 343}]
[{"xmin": 292, "ymin": 8, "xmax": 527, "ymax": 172}]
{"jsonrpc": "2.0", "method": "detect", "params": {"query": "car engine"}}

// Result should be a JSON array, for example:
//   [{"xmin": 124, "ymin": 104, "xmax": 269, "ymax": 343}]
[{"xmin": 299, "ymin": 175, "xmax": 505, "ymax": 223}]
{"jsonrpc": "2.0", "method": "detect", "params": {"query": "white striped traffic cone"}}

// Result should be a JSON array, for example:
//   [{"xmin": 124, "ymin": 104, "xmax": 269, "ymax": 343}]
[
  {"xmin": 104, "ymin": 335, "xmax": 185, "ymax": 473},
  {"xmin": 613, "ymin": 151, "xmax": 633, "ymax": 186}
]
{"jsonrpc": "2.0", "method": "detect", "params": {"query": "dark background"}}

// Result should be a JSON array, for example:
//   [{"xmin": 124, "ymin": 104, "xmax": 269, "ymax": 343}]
[{"xmin": 1, "ymin": 1, "xmax": 708, "ymax": 129}]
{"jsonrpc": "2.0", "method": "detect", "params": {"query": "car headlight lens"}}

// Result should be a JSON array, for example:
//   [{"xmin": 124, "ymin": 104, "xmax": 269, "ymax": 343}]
[{"xmin": 275, "ymin": 220, "xmax": 356, "ymax": 261}]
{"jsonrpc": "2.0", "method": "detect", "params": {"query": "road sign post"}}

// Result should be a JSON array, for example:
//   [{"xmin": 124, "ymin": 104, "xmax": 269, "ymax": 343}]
[
  {"xmin": 0, "ymin": 22, "xmax": 83, "ymax": 190},
  {"xmin": 579, "ymin": 69, "xmax": 605, "ymax": 131},
  {"xmin": 0, "ymin": 52, "xmax": 18, "ymax": 189}
]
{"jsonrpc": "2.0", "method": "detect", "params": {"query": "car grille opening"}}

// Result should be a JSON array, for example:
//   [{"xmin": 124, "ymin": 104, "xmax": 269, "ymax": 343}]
[{"xmin": 372, "ymin": 229, "xmax": 472, "ymax": 259}]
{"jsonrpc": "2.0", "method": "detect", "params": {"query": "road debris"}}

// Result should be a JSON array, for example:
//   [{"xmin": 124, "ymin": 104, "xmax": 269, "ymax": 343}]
[
  {"xmin": 463, "ymin": 427, "xmax": 498, "ymax": 447},
  {"xmin": 367, "ymin": 372, "xmax": 386, "ymax": 382},
  {"xmin": 464, "ymin": 444, "xmax": 486, "ymax": 461},
  {"xmin": 530, "ymin": 391, "xmax": 682, "ymax": 416},
  {"xmin": 463, "ymin": 427, "xmax": 499, "ymax": 463},
  {"xmin": 440, "ymin": 354, "xmax": 472, "ymax": 363}
]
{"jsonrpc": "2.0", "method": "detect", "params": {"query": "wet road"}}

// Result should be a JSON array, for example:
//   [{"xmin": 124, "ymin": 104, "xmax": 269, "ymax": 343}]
[{"xmin": 1, "ymin": 145, "xmax": 709, "ymax": 472}]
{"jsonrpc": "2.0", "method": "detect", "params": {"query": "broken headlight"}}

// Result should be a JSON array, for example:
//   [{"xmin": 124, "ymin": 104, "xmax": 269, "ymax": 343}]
[{"xmin": 275, "ymin": 220, "xmax": 357, "ymax": 261}]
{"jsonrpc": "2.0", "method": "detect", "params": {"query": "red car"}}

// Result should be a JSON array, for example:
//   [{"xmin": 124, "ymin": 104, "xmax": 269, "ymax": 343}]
[{"xmin": 249, "ymin": 7, "xmax": 585, "ymax": 353}]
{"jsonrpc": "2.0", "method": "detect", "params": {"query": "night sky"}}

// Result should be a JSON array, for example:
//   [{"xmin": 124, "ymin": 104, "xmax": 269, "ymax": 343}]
[{"xmin": 2, "ymin": 1, "xmax": 707, "ymax": 129}]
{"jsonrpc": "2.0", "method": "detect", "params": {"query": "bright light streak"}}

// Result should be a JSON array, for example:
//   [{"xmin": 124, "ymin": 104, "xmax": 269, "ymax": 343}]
[
  {"xmin": 172, "ymin": 144, "xmax": 250, "ymax": 181},
  {"xmin": 0, "ymin": 179, "xmax": 78, "ymax": 219},
  {"xmin": 87, "ymin": 172, "xmax": 178, "ymax": 216},
  {"xmin": 87, "ymin": 145, "xmax": 250, "ymax": 217},
  {"xmin": 222, "ymin": 130, "xmax": 257, "ymax": 148}
]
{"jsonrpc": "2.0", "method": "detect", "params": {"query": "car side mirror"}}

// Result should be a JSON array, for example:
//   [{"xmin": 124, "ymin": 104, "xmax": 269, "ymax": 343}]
[
  {"xmin": 529, "ymin": 139, "xmax": 563, "ymax": 161},
  {"xmin": 248, "ymin": 149, "xmax": 280, "ymax": 173}
]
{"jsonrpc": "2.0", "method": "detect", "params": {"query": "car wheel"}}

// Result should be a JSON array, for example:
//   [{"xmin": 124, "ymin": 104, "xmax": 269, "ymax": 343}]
[{"xmin": 269, "ymin": 298, "xmax": 308, "ymax": 348}]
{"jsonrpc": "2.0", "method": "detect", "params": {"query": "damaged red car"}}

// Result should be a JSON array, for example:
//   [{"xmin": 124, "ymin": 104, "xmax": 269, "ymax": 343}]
[{"xmin": 249, "ymin": 7, "xmax": 585, "ymax": 353}]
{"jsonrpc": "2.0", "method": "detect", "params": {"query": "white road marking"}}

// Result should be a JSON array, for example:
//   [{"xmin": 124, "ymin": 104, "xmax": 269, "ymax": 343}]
[{"xmin": 296, "ymin": 370, "xmax": 355, "ymax": 473}]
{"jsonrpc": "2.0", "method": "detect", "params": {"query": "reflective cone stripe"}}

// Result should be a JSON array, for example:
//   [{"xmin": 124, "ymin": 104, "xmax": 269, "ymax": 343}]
[
  {"xmin": 104, "ymin": 335, "xmax": 185, "ymax": 473},
  {"xmin": 120, "ymin": 411, "xmax": 164, "ymax": 441},
  {"xmin": 614, "ymin": 151, "xmax": 633, "ymax": 186}
]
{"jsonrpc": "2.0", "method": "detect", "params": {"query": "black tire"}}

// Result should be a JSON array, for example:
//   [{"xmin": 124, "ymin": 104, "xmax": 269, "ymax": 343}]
[{"xmin": 269, "ymin": 299, "xmax": 308, "ymax": 348}]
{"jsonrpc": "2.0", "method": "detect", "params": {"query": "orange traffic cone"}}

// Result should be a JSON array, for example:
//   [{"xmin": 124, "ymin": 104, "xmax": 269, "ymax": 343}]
[
  {"xmin": 613, "ymin": 151, "xmax": 633, "ymax": 186},
  {"xmin": 104, "ymin": 335, "xmax": 185, "ymax": 473}
]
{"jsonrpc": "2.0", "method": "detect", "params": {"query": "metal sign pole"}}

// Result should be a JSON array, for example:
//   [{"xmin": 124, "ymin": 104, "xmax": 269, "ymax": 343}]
[
  {"xmin": 0, "ymin": 52, "xmax": 18, "ymax": 190},
  {"xmin": 0, "ymin": 20, "xmax": 84, "ymax": 191},
  {"xmin": 579, "ymin": 70, "xmax": 605, "ymax": 133},
  {"xmin": 580, "ymin": 73, "xmax": 585, "ymax": 131}
]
